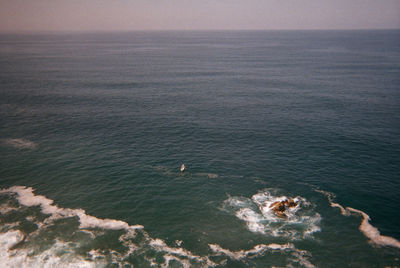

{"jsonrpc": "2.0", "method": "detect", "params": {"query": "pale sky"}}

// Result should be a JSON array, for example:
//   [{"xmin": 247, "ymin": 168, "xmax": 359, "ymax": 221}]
[{"xmin": 0, "ymin": 0, "xmax": 399, "ymax": 32}]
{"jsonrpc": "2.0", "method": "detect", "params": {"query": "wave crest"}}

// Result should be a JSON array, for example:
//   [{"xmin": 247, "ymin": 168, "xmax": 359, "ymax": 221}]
[
  {"xmin": 2, "ymin": 186, "xmax": 143, "ymax": 231},
  {"xmin": 0, "ymin": 186, "xmax": 213, "ymax": 267}
]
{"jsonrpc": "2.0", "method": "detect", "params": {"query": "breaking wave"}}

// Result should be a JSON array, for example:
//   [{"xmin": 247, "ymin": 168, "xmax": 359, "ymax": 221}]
[
  {"xmin": 222, "ymin": 189, "xmax": 321, "ymax": 240},
  {"xmin": 0, "ymin": 186, "xmax": 212, "ymax": 267},
  {"xmin": 2, "ymin": 186, "xmax": 143, "ymax": 231},
  {"xmin": 0, "ymin": 186, "xmax": 315, "ymax": 267},
  {"xmin": 316, "ymin": 189, "xmax": 400, "ymax": 249}
]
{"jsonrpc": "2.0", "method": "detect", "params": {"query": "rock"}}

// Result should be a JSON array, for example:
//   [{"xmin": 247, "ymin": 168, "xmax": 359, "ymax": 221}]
[
  {"xmin": 270, "ymin": 201, "xmax": 286, "ymax": 212},
  {"xmin": 286, "ymin": 199, "xmax": 298, "ymax": 208},
  {"xmin": 269, "ymin": 199, "xmax": 298, "ymax": 218}
]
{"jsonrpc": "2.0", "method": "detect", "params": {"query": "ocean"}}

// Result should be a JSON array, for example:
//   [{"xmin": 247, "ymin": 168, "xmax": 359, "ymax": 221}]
[{"xmin": 0, "ymin": 30, "xmax": 399, "ymax": 267}]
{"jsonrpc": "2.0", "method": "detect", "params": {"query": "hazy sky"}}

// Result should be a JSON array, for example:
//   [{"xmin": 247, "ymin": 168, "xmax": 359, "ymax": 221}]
[{"xmin": 0, "ymin": 0, "xmax": 399, "ymax": 32}]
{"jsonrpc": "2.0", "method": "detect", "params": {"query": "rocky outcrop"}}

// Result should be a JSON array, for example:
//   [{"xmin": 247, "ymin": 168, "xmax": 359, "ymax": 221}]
[{"xmin": 269, "ymin": 199, "xmax": 298, "ymax": 218}]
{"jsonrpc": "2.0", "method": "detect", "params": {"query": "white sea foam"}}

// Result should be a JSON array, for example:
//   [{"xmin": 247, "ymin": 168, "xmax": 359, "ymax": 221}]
[
  {"xmin": 223, "ymin": 195, "xmax": 251, "ymax": 208},
  {"xmin": 209, "ymin": 242, "xmax": 294, "ymax": 260},
  {"xmin": 303, "ymin": 214, "xmax": 322, "ymax": 238},
  {"xmin": 88, "ymin": 249, "xmax": 106, "ymax": 261},
  {"xmin": 209, "ymin": 244, "xmax": 241, "ymax": 260},
  {"xmin": 0, "ymin": 230, "xmax": 104, "ymax": 268},
  {"xmin": 346, "ymin": 207, "xmax": 400, "ymax": 248},
  {"xmin": 235, "ymin": 208, "xmax": 267, "ymax": 234},
  {"xmin": 1, "ymin": 186, "xmax": 143, "ymax": 231},
  {"xmin": 223, "ymin": 189, "xmax": 321, "ymax": 239},
  {"xmin": 149, "ymin": 238, "xmax": 216, "ymax": 266},
  {"xmin": 118, "ymin": 229, "xmax": 140, "ymax": 256},
  {"xmin": 0, "ymin": 187, "xmax": 131, "ymax": 267},
  {"xmin": 3, "ymin": 138, "xmax": 37, "ymax": 149},
  {"xmin": 0, "ymin": 229, "xmax": 24, "ymax": 249},
  {"xmin": 209, "ymin": 242, "xmax": 316, "ymax": 267},
  {"xmin": 0, "ymin": 202, "xmax": 20, "ymax": 214},
  {"xmin": 163, "ymin": 254, "xmax": 192, "ymax": 268},
  {"xmin": 251, "ymin": 191, "xmax": 307, "ymax": 220},
  {"xmin": 0, "ymin": 186, "xmax": 321, "ymax": 267},
  {"xmin": 314, "ymin": 189, "xmax": 349, "ymax": 216},
  {"xmin": 0, "ymin": 186, "xmax": 219, "ymax": 267},
  {"xmin": 0, "ymin": 222, "xmax": 21, "ymax": 233},
  {"xmin": 289, "ymin": 250, "xmax": 316, "ymax": 268},
  {"xmin": 315, "ymin": 188, "xmax": 400, "ymax": 249}
]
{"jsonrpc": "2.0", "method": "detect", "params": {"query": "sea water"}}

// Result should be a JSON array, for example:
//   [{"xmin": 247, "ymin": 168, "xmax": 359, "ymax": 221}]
[{"xmin": 0, "ymin": 30, "xmax": 399, "ymax": 267}]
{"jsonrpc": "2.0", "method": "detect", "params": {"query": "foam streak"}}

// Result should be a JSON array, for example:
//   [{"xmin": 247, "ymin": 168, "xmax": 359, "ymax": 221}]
[
  {"xmin": 1, "ymin": 186, "xmax": 143, "ymax": 231},
  {"xmin": 314, "ymin": 189, "xmax": 350, "ymax": 216},
  {"xmin": 149, "ymin": 239, "xmax": 216, "ymax": 267},
  {"xmin": 209, "ymin": 243, "xmax": 316, "ymax": 267},
  {"xmin": 315, "ymin": 188, "xmax": 400, "ymax": 248},
  {"xmin": 346, "ymin": 207, "xmax": 400, "ymax": 248},
  {"xmin": 209, "ymin": 243, "xmax": 294, "ymax": 260}
]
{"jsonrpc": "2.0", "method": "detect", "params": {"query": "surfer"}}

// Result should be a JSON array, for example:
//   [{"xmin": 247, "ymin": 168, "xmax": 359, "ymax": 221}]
[{"xmin": 180, "ymin": 164, "xmax": 185, "ymax": 172}]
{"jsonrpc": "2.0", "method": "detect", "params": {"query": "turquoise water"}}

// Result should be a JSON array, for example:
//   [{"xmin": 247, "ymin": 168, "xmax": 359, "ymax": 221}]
[{"xmin": 0, "ymin": 30, "xmax": 399, "ymax": 267}]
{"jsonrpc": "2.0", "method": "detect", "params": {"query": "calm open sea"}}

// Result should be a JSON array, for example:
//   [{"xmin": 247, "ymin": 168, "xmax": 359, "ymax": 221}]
[{"xmin": 0, "ymin": 30, "xmax": 399, "ymax": 267}]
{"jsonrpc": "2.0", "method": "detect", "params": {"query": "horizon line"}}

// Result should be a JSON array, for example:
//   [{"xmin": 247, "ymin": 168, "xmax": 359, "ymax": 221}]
[{"xmin": 0, "ymin": 27, "xmax": 399, "ymax": 35}]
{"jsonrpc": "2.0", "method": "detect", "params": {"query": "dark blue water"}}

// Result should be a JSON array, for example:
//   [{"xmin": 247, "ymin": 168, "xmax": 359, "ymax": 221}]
[{"xmin": 0, "ymin": 30, "xmax": 399, "ymax": 267}]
